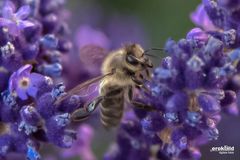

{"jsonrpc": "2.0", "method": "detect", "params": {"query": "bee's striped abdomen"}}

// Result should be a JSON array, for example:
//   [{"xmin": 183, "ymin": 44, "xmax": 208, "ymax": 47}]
[{"xmin": 100, "ymin": 84, "xmax": 124, "ymax": 128}]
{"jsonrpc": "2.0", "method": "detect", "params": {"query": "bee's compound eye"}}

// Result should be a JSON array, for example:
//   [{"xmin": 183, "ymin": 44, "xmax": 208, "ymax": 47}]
[{"xmin": 126, "ymin": 55, "xmax": 139, "ymax": 65}]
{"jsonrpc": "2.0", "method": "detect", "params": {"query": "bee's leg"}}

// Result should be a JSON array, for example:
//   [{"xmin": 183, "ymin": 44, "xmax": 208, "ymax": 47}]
[
  {"xmin": 71, "ymin": 108, "xmax": 90, "ymax": 121},
  {"xmin": 71, "ymin": 96, "xmax": 104, "ymax": 121},
  {"xmin": 131, "ymin": 100, "xmax": 156, "ymax": 111},
  {"xmin": 145, "ymin": 68, "xmax": 151, "ymax": 80},
  {"xmin": 132, "ymin": 75, "xmax": 153, "ymax": 97},
  {"xmin": 128, "ymin": 86, "xmax": 133, "ymax": 102},
  {"xmin": 132, "ymin": 76, "xmax": 151, "ymax": 95},
  {"xmin": 135, "ymin": 85, "xmax": 141, "ymax": 90},
  {"xmin": 127, "ymin": 86, "xmax": 156, "ymax": 111},
  {"xmin": 139, "ymin": 84, "xmax": 152, "ymax": 95},
  {"xmin": 131, "ymin": 75, "xmax": 143, "ymax": 86},
  {"xmin": 131, "ymin": 74, "xmax": 149, "ymax": 88}
]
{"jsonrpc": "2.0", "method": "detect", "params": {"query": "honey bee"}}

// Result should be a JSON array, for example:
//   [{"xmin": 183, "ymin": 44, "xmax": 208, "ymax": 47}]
[{"xmin": 56, "ymin": 44, "xmax": 158, "ymax": 128}]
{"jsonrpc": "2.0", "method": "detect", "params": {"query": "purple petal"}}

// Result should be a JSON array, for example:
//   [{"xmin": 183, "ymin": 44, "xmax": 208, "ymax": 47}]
[
  {"xmin": 7, "ymin": 22, "xmax": 20, "ymax": 36},
  {"xmin": 166, "ymin": 92, "xmax": 188, "ymax": 112},
  {"xmin": 16, "ymin": 88, "xmax": 28, "ymax": 100},
  {"xmin": 0, "ymin": 18, "xmax": 12, "ymax": 26},
  {"xmin": 190, "ymin": 4, "xmax": 217, "ymax": 31},
  {"xmin": 186, "ymin": 28, "xmax": 209, "ymax": 41},
  {"xmin": 29, "ymin": 73, "xmax": 45, "ymax": 85},
  {"xmin": 8, "ymin": 72, "xmax": 17, "ymax": 92},
  {"xmin": 27, "ymin": 86, "xmax": 38, "ymax": 98},
  {"xmin": 16, "ymin": 5, "xmax": 31, "ymax": 20},
  {"xmin": 18, "ymin": 20, "xmax": 34, "ymax": 30},
  {"xmin": 17, "ymin": 64, "xmax": 32, "ymax": 77},
  {"xmin": 198, "ymin": 94, "xmax": 221, "ymax": 114},
  {"xmin": 2, "ymin": 1, "xmax": 15, "ymax": 19}
]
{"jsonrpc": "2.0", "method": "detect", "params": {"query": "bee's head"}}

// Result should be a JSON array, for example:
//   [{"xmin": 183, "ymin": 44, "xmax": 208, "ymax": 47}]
[{"xmin": 124, "ymin": 44, "xmax": 153, "ymax": 72}]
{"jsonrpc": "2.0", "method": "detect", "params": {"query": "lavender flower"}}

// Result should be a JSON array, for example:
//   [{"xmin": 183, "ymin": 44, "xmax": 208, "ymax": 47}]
[
  {"xmin": 0, "ymin": 67, "xmax": 84, "ymax": 159},
  {"xmin": 1, "ymin": 0, "xmax": 239, "ymax": 159},
  {"xmin": 190, "ymin": 4, "xmax": 217, "ymax": 31},
  {"xmin": 9, "ymin": 64, "xmax": 44, "ymax": 100},
  {"xmin": 0, "ymin": 0, "xmax": 78, "ymax": 159},
  {"xmin": 191, "ymin": 0, "xmax": 240, "ymax": 115},
  {"xmin": 0, "ymin": 1, "xmax": 34, "ymax": 36},
  {"xmin": 191, "ymin": 0, "xmax": 240, "ymax": 48},
  {"xmin": 186, "ymin": 28, "xmax": 209, "ymax": 42},
  {"xmin": 105, "ymin": 25, "xmax": 240, "ymax": 159}
]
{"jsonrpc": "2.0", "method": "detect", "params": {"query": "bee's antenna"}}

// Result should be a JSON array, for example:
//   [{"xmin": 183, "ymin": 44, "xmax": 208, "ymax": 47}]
[
  {"xmin": 144, "ymin": 53, "xmax": 159, "ymax": 58},
  {"xmin": 144, "ymin": 48, "xmax": 165, "ymax": 53},
  {"xmin": 143, "ymin": 48, "xmax": 165, "ymax": 58}
]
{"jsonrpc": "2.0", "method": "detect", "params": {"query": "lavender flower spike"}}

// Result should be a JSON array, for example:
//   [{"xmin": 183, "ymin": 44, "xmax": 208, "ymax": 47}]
[
  {"xmin": 9, "ymin": 64, "xmax": 45, "ymax": 100},
  {"xmin": 0, "ymin": 0, "xmax": 73, "ymax": 159},
  {"xmin": 0, "ymin": 1, "xmax": 34, "ymax": 36}
]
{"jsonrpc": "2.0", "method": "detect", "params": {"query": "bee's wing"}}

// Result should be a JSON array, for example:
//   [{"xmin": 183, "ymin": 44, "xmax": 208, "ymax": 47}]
[
  {"xmin": 65, "ymin": 76, "xmax": 101, "ymax": 99},
  {"xmin": 55, "ymin": 70, "xmax": 115, "ymax": 105}
]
